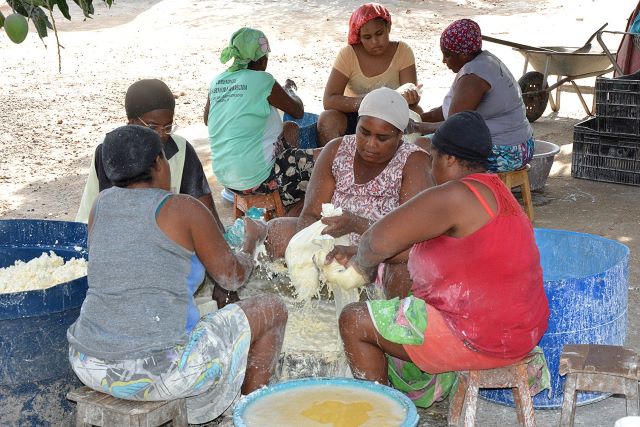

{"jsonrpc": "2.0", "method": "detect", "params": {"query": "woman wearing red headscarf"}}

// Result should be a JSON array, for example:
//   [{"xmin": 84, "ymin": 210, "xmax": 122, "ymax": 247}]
[
  {"xmin": 317, "ymin": 3, "xmax": 420, "ymax": 146},
  {"xmin": 412, "ymin": 19, "xmax": 534, "ymax": 173}
]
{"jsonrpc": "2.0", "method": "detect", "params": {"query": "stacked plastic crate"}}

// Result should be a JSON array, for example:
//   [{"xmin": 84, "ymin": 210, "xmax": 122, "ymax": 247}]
[{"xmin": 572, "ymin": 77, "xmax": 640, "ymax": 186}]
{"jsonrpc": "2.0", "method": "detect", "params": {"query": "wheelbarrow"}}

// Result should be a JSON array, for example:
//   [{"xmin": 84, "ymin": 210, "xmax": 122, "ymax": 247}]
[{"xmin": 483, "ymin": 24, "xmax": 616, "ymax": 122}]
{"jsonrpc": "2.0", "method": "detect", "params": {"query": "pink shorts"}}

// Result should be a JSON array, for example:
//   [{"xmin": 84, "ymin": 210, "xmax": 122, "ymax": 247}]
[{"xmin": 403, "ymin": 304, "xmax": 522, "ymax": 374}]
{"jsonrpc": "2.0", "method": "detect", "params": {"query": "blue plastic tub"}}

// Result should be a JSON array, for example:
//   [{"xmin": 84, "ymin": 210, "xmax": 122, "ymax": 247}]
[
  {"xmin": 481, "ymin": 228, "xmax": 629, "ymax": 409},
  {"xmin": 234, "ymin": 377, "xmax": 419, "ymax": 427},
  {"xmin": 283, "ymin": 112, "xmax": 319, "ymax": 149},
  {"xmin": 0, "ymin": 220, "xmax": 88, "ymax": 425}
]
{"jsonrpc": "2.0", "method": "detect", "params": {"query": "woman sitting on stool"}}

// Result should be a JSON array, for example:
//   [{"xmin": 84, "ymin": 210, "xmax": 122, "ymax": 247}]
[{"xmin": 330, "ymin": 112, "xmax": 549, "ymax": 407}]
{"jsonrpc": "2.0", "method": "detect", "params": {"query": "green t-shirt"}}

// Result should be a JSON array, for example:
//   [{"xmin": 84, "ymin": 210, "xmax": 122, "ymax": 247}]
[{"xmin": 207, "ymin": 69, "xmax": 278, "ymax": 190}]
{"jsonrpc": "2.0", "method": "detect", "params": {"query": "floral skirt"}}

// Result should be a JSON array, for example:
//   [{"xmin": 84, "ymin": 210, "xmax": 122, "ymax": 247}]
[
  {"xmin": 487, "ymin": 136, "xmax": 535, "ymax": 173},
  {"xmin": 69, "ymin": 304, "xmax": 250, "ymax": 424},
  {"xmin": 232, "ymin": 139, "xmax": 315, "ymax": 208}
]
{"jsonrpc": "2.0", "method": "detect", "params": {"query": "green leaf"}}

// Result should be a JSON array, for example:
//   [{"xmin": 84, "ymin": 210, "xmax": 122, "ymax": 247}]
[
  {"xmin": 46, "ymin": 0, "xmax": 72, "ymax": 21},
  {"xmin": 0, "ymin": 11, "xmax": 5, "ymax": 29},
  {"xmin": 72, "ymin": 0, "xmax": 95, "ymax": 18},
  {"xmin": 7, "ymin": 0, "xmax": 30, "ymax": 16},
  {"xmin": 30, "ymin": 7, "xmax": 53, "ymax": 38}
]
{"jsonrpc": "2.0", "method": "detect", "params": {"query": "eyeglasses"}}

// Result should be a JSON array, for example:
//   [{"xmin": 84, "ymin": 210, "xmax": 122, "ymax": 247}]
[{"xmin": 137, "ymin": 117, "xmax": 178, "ymax": 135}]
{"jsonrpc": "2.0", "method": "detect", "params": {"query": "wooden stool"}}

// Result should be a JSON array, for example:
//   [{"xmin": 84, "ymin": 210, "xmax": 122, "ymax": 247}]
[
  {"xmin": 233, "ymin": 191, "xmax": 285, "ymax": 221},
  {"xmin": 448, "ymin": 357, "xmax": 536, "ymax": 427},
  {"xmin": 560, "ymin": 344, "xmax": 639, "ymax": 426},
  {"xmin": 67, "ymin": 386, "xmax": 187, "ymax": 427},
  {"xmin": 498, "ymin": 166, "xmax": 534, "ymax": 222}
]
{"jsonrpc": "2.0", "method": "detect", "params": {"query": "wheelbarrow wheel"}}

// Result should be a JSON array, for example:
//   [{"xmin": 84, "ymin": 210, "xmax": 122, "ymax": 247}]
[{"xmin": 518, "ymin": 71, "xmax": 549, "ymax": 123}]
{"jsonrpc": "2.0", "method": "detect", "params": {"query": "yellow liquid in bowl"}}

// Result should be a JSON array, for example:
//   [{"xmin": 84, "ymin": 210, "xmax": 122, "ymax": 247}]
[{"xmin": 241, "ymin": 384, "xmax": 406, "ymax": 427}]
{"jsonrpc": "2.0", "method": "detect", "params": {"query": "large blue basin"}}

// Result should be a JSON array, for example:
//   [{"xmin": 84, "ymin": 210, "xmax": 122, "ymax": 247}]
[
  {"xmin": 0, "ymin": 219, "xmax": 88, "ymax": 425},
  {"xmin": 481, "ymin": 228, "xmax": 629, "ymax": 409}
]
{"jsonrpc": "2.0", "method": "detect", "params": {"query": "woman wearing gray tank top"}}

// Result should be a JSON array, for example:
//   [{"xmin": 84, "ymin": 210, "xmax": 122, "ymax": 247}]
[{"xmin": 67, "ymin": 125, "xmax": 288, "ymax": 424}]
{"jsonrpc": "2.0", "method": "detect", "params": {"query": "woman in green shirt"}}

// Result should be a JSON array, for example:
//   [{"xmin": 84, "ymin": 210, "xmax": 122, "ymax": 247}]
[{"xmin": 204, "ymin": 27, "xmax": 319, "ymax": 214}]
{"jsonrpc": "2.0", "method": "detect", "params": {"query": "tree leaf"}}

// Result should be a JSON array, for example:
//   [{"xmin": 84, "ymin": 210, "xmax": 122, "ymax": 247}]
[
  {"xmin": 7, "ymin": 0, "xmax": 30, "ymax": 15},
  {"xmin": 0, "ymin": 11, "xmax": 4, "ymax": 29},
  {"xmin": 47, "ymin": 0, "xmax": 72, "ymax": 21},
  {"xmin": 30, "ymin": 7, "xmax": 53, "ymax": 38},
  {"xmin": 72, "ymin": 0, "xmax": 95, "ymax": 18}
]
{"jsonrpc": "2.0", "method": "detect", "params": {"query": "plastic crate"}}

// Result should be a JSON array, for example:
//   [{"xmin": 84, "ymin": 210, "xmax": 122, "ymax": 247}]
[
  {"xmin": 572, "ymin": 117, "xmax": 640, "ymax": 186},
  {"xmin": 595, "ymin": 77, "xmax": 640, "ymax": 135},
  {"xmin": 283, "ymin": 112, "xmax": 319, "ymax": 149}
]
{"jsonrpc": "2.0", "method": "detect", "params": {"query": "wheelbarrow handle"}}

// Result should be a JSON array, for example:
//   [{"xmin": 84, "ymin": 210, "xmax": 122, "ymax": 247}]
[{"xmin": 482, "ymin": 35, "xmax": 556, "ymax": 53}]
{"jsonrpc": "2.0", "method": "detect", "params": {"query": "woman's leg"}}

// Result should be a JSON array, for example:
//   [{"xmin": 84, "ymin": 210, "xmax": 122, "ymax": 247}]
[
  {"xmin": 317, "ymin": 109, "xmax": 348, "ymax": 147},
  {"xmin": 339, "ymin": 301, "xmax": 411, "ymax": 384},
  {"xmin": 235, "ymin": 295, "xmax": 288, "ymax": 395},
  {"xmin": 265, "ymin": 217, "xmax": 298, "ymax": 259}
]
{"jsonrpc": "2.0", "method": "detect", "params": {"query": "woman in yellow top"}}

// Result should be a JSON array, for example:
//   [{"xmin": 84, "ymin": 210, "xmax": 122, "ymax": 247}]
[{"xmin": 317, "ymin": 2, "xmax": 421, "ymax": 146}]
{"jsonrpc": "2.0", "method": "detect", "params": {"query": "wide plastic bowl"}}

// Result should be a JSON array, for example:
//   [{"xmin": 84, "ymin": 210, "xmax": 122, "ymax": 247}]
[
  {"xmin": 234, "ymin": 377, "xmax": 419, "ymax": 427},
  {"xmin": 529, "ymin": 140, "xmax": 561, "ymax": 191}
]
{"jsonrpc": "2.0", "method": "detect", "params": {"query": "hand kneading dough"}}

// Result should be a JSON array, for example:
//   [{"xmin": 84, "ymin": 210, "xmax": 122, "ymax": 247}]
[{"xmin": 285, "ymin": 204, "xmax": 367, "ymax": 300}]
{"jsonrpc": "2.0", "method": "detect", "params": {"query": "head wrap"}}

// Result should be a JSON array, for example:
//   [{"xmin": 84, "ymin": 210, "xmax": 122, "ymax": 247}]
[
  {"xmin": 431, "ymin": 111, "xmax": 492, "ymax": 164},
  {"xmin": 358, "ymin": 86, "xmax": 409, "ymax": 132},
  {"xmin": 220, "ymin": 27, "xmax": 270, "ymax": 72},
  {"xmin": 440, "ymin": 19, "xmax": 482, "ymax": 54},
  {"xmin": 102, "ymin": 125, "xmax": 163, "ymax": 184},
  {"xmin": 348, "ymin": 3, "xmax": 392, "ymax": 45},
  {"xmin": 124, "ymin": 79, "xmax": 175, "ymax": 119}
]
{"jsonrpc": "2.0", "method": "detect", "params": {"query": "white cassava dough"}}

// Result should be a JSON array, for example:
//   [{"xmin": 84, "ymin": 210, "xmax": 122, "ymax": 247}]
[
  {"xmin": 285, "ymin": 204, "xmax": 367, "ymax": 301},
  {"xmin": 282, "ymin": 299, "xmax": 342, "ymax": 353},
  {"xmin": 0, "ymin": 251, "xmax": 87, "ymax": 294}
]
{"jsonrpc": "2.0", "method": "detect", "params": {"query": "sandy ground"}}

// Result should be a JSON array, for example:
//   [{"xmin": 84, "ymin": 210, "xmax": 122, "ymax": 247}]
[{"xmin": 2, "ymin": 0, "xmax": 640, "ymax": 425}]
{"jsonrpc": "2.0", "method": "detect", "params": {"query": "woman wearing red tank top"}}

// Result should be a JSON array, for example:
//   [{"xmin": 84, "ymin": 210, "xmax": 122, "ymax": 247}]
[{"xmin": 328, "ymin": 111, "xmax": 549, "ymax": 407}]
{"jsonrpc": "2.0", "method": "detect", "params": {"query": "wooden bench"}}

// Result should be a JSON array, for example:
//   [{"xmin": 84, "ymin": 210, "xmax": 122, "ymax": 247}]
[
  {"xmin": 560, "ymin": 344, "xmax": 639, "ymax": 426},
  {"xmin": 498, "ymin": 165, "xmax": 534, "ymax": 222},
  {"xmin": 67, "ymin": 386, "xmax": 187, "ymax": 427},
  {"xmin": 233, "ymin": 191, "xmax": 285, "ymax": 221},
  {"xmin": 448, "ymin": 357, "xmax": 536, "ymax": 427}
]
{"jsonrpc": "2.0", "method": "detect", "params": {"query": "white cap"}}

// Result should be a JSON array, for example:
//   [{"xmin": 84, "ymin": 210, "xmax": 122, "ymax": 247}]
[{"xmin": 358, "ymin": 87, "xmax": 410, "ymax": 132}]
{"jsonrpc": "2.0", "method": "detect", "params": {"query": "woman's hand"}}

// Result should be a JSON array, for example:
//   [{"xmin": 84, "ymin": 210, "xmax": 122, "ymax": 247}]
[
  {"xmin": 326, "ymin": 245, "xmax": 377, "ymax": 281},
  {"xmin": 325, "ymin": 245, "xmax": 357, "ymax": 267},
  {"xmin": 321, "ymin": 211, "xmax": 369, "ymax": 237},
  {"xmin": 244, "ymin": 217, "xmax": 267, "ymax": 246},
  {"xmin": 284, "ymin": 78, "xmax": 298, "ymax": 91},
  {"xmin": 396, "ymin": 83, "xmax": 422, "ymax": 106}
]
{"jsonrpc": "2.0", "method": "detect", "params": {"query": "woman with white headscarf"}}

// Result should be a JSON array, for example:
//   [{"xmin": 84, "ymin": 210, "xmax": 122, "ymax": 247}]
[{"xmin": 267, "ymin": 87, "xmax": 433, "ymax": 298}]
